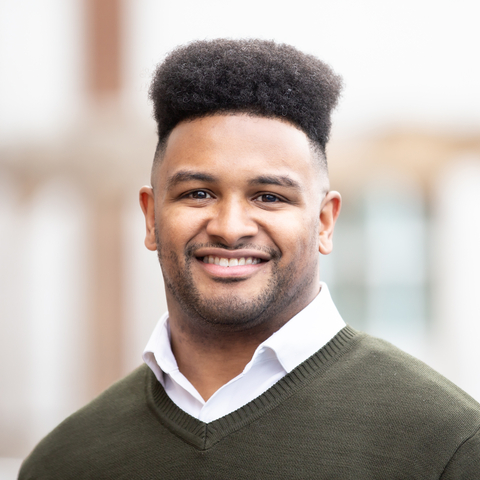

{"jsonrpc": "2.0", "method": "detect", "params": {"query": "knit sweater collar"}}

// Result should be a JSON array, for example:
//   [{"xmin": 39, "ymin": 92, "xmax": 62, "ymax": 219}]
[{"xmin": 145, "ymin": 325, "xmax": 360, "ymax": 450}]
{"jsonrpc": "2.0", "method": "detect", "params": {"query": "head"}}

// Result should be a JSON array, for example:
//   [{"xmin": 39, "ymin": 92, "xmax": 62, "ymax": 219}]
[{"xmin": 140, "ymin": 39, "xmax": 342, "ymax": 337}]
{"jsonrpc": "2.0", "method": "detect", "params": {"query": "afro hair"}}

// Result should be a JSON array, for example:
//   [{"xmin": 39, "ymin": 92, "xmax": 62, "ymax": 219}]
[{"xmin": 149, "ymin": 39, "xmax": 343, "ymax": 163}]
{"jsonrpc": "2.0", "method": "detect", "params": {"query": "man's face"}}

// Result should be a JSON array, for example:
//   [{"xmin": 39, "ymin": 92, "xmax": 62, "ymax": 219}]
[{"xmin": 141, "ymin": 114, "xmax": 340, "ymax": 332}]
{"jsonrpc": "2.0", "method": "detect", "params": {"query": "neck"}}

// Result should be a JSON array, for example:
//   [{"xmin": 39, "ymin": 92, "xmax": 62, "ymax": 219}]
[
  {"xmin": 166, "ymin": 284, "xmax": 320, "ymax": 401},
  {"xmin": 168, "ymin": 304, "xmax": 282, "ymax": 401}
]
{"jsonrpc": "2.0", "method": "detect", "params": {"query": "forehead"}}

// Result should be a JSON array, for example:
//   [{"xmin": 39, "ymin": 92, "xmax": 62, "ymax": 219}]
[{"xmin": 156, "ymin": 114, "xmax": 319, "ymax": 187}]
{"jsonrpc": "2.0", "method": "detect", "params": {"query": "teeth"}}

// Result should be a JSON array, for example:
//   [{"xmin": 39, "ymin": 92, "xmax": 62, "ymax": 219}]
[{"xmin": 202, "ymin": 256, "xmax": 262, "ymax": 266}]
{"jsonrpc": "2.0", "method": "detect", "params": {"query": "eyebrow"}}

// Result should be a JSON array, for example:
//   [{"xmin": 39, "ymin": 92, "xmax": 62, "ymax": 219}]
[
  {"xmin": 166, "ymin": 170, "xmax": 218, "ymax": 189},
  {"xmin": 248, "ymin": 175, "xmax": 301, "ymax": 190},
  {"xmin": 165, "ymin": 170, "xmax": 301, "ymax": 191}
]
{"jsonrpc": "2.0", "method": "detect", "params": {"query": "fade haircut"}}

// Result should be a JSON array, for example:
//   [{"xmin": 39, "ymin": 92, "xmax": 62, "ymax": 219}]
[{"xmin": 149, "ymin": 38, "xmax": 343, "ymax": 172}]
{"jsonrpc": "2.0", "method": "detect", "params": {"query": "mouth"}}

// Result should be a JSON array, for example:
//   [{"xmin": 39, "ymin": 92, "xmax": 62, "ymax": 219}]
[
  {"xmin": 193, "ymin": 248, "xmax": 270, "ymax": 278},
  {"xmin": 200, "ymin": 255, "xmax": 263, "ymax": 266}
]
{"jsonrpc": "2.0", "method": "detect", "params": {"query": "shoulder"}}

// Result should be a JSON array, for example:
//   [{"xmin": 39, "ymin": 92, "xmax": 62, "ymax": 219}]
[
  {"xmin": 54, "ymin": 363, "xmax": 150, "ymax": 427},
  {"xmin": 19, "ymin": 365, "xmax": 151, "ymax": 480},
  {"xmin": 347, "ymin": 331, "xmax": 478, "ymax": 400},
  {"xmin": 333, "ymin": 329, "xmax": 480, "ymax": 433},
  {"xmin": 440, "ymin": 426, "xmax": 480, "ymax": 479},
  {"xmin": 294, "ymin": 328, "xmax": 480, "ymax": 475}
]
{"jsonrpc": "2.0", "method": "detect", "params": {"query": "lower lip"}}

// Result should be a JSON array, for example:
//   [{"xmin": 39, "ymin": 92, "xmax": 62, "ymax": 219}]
[{"xmin": 196, "ymin": 258, "xmax": 267, "ymax": 277}]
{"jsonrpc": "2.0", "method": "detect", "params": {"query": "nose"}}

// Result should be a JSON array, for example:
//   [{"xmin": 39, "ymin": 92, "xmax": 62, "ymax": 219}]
[{"xmin": 205, "ymin": 197, "xmax": 258, "ymax": 246}]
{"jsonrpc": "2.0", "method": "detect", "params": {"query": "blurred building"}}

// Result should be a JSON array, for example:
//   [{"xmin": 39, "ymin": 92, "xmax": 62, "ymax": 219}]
[{"xmin": 1, "ymin": 0, "xmax": 479, "ymax": 474}]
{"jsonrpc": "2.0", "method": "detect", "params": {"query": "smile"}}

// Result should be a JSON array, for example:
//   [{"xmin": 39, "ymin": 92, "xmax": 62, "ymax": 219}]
[
  {"xmin": 194, "ymin": 248, "xmax": 271, "ymax": 277},
  {"xmin": 202, "ymin": 256, "xmax": 263, "ymax": 266}
]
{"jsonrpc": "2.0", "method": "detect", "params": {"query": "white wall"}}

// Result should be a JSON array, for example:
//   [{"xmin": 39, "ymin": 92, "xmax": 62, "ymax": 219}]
[
  {"xmin": 24, "ymin": 178, "xmax": 90, "ymax": 442},
  {"xmin": 432, "ymin": 158, "xmax": 480, "ymax": 400},
  {"xmin": 364, "ymin": 176, "xmax": 427, "ymax": 359},
  {"xmin": 0, "ymin": 174, "xmax": 90, "ymax": 459},
  {"xmin": 125, "ymin": 0, "xmax": 480, "ymax": 136},
  {"xmin": 0, "ymin": 0, "xmax": 83, "ymax": 145}
]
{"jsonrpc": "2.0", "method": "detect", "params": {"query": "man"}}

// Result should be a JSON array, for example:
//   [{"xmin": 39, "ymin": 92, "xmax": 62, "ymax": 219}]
[{"xmin": 20, "ymin": 39, "xmax": 480, "ymax": 479}]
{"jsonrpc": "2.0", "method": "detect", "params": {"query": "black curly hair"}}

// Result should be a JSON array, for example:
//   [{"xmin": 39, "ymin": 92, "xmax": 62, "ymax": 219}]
[{"xmin": 149, "ymin": 38, "xmax": 343, "ymax": 169}]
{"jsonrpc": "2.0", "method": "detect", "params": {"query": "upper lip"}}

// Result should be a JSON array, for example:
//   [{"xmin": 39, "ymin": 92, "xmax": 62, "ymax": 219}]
[{"xmin": 194, "ymin": 248, "xmax": 271, "ymax": 261}]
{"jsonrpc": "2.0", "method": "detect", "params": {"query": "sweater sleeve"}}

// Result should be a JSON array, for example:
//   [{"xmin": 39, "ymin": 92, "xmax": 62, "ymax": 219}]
[{"xmin": 440, "ymin": 427, "xmax": 480, "ymax": 480}]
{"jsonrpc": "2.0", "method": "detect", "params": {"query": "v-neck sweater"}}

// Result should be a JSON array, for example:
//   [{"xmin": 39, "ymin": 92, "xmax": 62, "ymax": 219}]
[{"xmin": 19, "ymin": 327, "xmax": 480, "ymax": 479}]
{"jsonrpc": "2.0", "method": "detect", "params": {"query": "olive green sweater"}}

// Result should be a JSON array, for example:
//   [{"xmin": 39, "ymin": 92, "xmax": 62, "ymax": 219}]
[{"xmin": 19, "ymin": 327, "xmax": 480, "ymax": 479}]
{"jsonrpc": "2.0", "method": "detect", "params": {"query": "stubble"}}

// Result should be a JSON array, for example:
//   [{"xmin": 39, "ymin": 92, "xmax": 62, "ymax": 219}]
[{"xmin": 156, "ymin": 234, "xmax": 314, "ymax": 334}]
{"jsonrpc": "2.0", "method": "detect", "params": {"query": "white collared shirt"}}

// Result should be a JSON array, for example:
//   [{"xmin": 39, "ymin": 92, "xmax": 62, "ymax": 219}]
[{"xmin": 143, "ymin": 282, "xmax": 345, "ymax": 423}]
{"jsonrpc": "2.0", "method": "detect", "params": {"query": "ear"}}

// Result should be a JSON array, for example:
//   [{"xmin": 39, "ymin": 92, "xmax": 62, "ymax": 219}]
[
  {"xmin": 319, "ymin": 191, "xmax": 342, "ymax": 255},
  {"xmin": 139, "ymin": 186, "xmax": 157, "ymax": 251}
]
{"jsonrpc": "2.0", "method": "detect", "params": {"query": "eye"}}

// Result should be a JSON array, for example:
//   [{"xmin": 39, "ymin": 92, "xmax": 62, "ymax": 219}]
[
  {"xmin": 256, "ymin": 193, "xmax": 281, "ymax": 203},
  {"xmin": 187, "ymin": 190, "xmax": 212, "ymax": 200}
]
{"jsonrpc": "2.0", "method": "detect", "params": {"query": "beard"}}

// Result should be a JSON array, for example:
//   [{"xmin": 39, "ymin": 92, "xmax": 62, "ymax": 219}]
[{"xmin": 156, "ymin": 235, "xmax": 311, "ymax": 333}]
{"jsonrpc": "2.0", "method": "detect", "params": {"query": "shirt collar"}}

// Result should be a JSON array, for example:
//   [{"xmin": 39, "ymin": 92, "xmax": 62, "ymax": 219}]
[
  {"xmin": 143, "ymin": 311, "xmax": 177, "ymax": 384},
  {"xmin": 249, "ymin": 282, "xmax": 345, "ymax": 373}
]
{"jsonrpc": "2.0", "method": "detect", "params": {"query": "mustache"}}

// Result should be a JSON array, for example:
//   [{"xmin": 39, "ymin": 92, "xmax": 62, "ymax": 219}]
[{"xmin": 185, "ymin": 242, "xmax": 281, "ymax": 260}]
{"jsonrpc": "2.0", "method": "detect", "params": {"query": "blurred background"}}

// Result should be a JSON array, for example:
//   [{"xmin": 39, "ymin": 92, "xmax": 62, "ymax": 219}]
[{"xmin": 1, "ymin": 0, "xmax": 480, "ymax": 476}]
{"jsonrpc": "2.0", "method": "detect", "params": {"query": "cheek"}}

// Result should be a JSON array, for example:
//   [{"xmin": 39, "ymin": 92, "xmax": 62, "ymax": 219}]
[
  {"xmin": 268, "ymin": 213, "xmax": 319, "ymax": 254},
  {"xmin": 158, "ymin": 211, "xmax": 195, "ymax": 240},
  {"xmin": 158, "ymin": 209, "xmax": 203, "ymax": 244}
]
